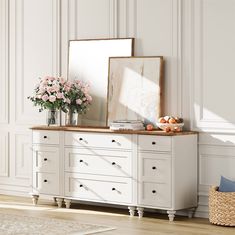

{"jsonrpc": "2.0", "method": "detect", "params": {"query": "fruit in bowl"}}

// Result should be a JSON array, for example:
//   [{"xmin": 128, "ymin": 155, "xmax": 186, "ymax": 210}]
[{"xmin": 157, "ymin": 116, "xmax": 184, "ymax": 132}]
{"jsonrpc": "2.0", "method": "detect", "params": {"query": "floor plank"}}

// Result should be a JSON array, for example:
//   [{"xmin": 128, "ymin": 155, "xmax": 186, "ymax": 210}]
[{"xmin": 0, "ymin": 195, "xmax": 234, "ymax": 235}]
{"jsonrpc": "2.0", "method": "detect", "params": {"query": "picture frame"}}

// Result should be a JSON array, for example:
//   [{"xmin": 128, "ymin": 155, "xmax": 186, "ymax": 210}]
[
  {"xmin": 68, "ymin": 38, "xmax": 134, "ymax": 127},
  {"xmin": 107, "ymin": 56, "xmax": 164, "ymax": 126}
]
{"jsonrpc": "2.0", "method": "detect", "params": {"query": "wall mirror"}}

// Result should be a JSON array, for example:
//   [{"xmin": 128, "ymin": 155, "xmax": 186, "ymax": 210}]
[
  {"xmin": 68, "ymin": 38, "xmax": 134, "ymax": 126},
  {"xmin": 107, "ymin": 56, "xmax": 164, "ymax": 126}
]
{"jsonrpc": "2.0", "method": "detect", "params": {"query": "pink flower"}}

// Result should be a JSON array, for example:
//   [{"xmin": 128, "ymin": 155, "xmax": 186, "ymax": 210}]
[
  {"xmin": 64, "ymin": 81, "xmax": 72, "ymax": 92},
  {"xmin": 41, "ymin": 81, "xmax": 48, "ymax": 86},
  {"xmin": 47, "ymin": 86, "xmax": 54, "ymax": 93},
  {"xmin": 36, "ymin": 95, "xmax": 42, "ymax": 99},
  {"xmin": 39, "ymin": 87, "xmax": 46, "ymax": 93},
  {"xmin": 76, "ymin": 99, "xmax": 82, "ymax": 105},
  {"xmin": 52, "ymin": 84, "xmax": 60, "ymax": 92},
  {"xmin": 56, "ymin": 92, "xmax": 64, "ymax": 99},
  {"xmin": 86, "ymin": 95, "xmax": 92, "ymax": 102},
  {"xmin": 59, "ymin": 77, "xmax": 66, "ymax": 84},
  {"xmin": 42, "ymin": 94, "xmax": 49, "ymax": 101},
  {"xmin": 49, "ymin": 95, "xmax": 56, "ymax": 102}
]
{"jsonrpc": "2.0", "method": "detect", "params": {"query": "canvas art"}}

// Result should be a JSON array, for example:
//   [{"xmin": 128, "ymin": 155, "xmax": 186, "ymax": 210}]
[{"xmin": 108, "ymin": 57, "xmax": 163, "ymax": 126}]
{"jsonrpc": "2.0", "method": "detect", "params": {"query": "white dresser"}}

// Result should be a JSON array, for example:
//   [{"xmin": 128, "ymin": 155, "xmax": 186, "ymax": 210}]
[{"xmin": 31, "ymin": 126, "xmax": 197, "ymax": 221}]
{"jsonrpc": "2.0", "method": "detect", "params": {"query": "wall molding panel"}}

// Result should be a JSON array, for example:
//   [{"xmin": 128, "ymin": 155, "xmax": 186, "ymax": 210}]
[
  {"xmin": 12, "ymin": 0, "xmax": 60, "ymax": 125},
  {"xmin": 0, "ymin": 132, "xmax": 9, "ymax": 177},
  {"xmin": 14, "ymin": 133, "xmax": 31, "ymax": 180},
  {"xmin": 191, "ymin": 0, "xmax": 235, "ymax": 133},
  {"xmin": 126, "ymin": 0, "xmax": 182, "ymax": 116},
  {"xmin": 0, "ymin": 0, "xmax": 9, "ymax": 124},
  {"xmin": 109, "ymin": 0, "xmax": 118, "ymax": 38}
]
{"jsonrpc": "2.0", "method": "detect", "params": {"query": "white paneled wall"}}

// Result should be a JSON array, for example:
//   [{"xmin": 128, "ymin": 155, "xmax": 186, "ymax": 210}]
[
  {"xmin": 0, "ymin": 0, "xmax": 60, "ymax": 196},
  {"xmin": 0, "ymin": 0, "xmax": 8, "ymax": 124},
  {"xmin": 188, "ymin": 0, "xmax": 235, "ymax": 218},
  {"xmin": 0, "ymin": 0, "xmax": 235, "ymax": 218}
]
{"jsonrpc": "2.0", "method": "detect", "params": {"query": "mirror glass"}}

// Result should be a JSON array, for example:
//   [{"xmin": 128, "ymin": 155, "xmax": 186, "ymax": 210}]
[
  {"xmin": 68, "ymin": 38, "xmax": 134, "ymax": 126},
  {"xmin": 108, "ymin": 56, "xmax": 163, "ymax": 127}
]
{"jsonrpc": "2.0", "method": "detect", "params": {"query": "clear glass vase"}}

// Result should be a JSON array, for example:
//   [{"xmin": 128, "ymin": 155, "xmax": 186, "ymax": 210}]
[
  {"xmin": 65, "ymin": 109, "xmax": 79, "ymax": 126},
  {"xmin": 47, "ymin": 109, "xmax": 58, "ymax": 126}
]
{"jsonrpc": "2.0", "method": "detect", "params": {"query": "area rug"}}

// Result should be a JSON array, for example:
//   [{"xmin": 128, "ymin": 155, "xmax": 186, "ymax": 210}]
[{"xmin": 0, "ymin": 212, "xmax": 115, "ymax": 235}]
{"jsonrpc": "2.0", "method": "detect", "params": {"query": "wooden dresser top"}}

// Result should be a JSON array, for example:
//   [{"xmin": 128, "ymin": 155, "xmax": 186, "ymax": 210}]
[{"xmin": 31, "ymin": 126, "xmax": 197, "ymax": 136}]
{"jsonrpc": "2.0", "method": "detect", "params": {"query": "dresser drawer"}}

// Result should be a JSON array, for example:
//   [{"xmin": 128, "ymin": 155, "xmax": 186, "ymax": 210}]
[
  {"xmin": 65, "ymin": 132, "xmax": 132, "ymax": 150},
  {"xmin": 65, "ymin": 173, "xmax": 132, "ymax": 204},
  {"xmin": 139, "ymin": 153, "xmax": 171, "ymax": 183},
  {"xmin": 33, "ymin": 146, "xmax": 59, "ymax": 173},
  {"xmin": 33, "ymin": 130, "xmax": 59, "ymax": 145},
  {"xmin": 138, "ymin": 135, "xmax": 171, "ymax": 152},
  {"xmin": 33, "ymin": 172, "xmax": 59, "ymax": 195},
  {"xmin": 65, "ymin": 148, "xmax": 131, "ymax": 177},
  {"xmin": 139, "ymin": 182, "xmax": 171, "ymax": 208}
]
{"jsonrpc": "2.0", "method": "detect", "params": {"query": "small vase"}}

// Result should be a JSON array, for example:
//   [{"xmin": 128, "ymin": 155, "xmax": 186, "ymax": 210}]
[
  {"xmin": 47, "ymin": 109, "xmax": 58, "ymax": 126},
  {"xmin": 65, "ymin": 109, "xmax": 79, "ymax": 126}
]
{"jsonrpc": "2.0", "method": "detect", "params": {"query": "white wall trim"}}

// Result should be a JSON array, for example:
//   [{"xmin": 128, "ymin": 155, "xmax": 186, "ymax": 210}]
[
  {"xmin": 0, "ymin": 132, "xmax": 9, "ymax": 177},
  {"xmin": 190, "ymin": 0, "xmax": 235, "ymax": 133},
  {"xmin": 13, "ymin": 0, "xmax": 60, "ymax": 124},
  {"xmin": 109, "ymin": 0, "xmax": 118, "ymax": 38},
  {"xmin": 0, "ymin": 0, "xmax": 9, "ymax": 124}
]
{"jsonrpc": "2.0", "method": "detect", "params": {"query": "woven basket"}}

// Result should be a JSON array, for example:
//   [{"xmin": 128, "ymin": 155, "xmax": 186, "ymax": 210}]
[{"xmin": 209, "ymin": 186, "xmax": 235, "ymax": 226}]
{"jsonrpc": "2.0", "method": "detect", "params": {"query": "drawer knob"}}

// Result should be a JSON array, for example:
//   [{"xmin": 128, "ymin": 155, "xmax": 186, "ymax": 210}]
[
  {"xmin": 152, "ymin": 190, "xmax": 156, "ymax": 194},
  {"xmin": 79, "ymin": 159, "xmax": 83, "ymax": 163},
  {"xmin": 44, "ymin": 158, "xmax": 48, "ymax": 161},
  {"xmin": 43, "ymin": 136, "xmax": 47, "ymax": 139},
  {"xmin": 112, "ymin": 188, "xmax": 116, "ymax": 191},
  {"xmin": 44, "ymin": 179, "xmax": 47, "ymax": 183},
  {"xmin": 79, "ymin": 137, "xmax": 83, "ymax": 141},
  {"xmin": 152, "ymin": 141, "xmax": 156, "ymax": 145},
  {"xmin": 152, "ymin": 166, "xmax": 156, "ymax": 170},
  {"xmin": 112, "ymin": 162, "xmax": 116, "ymax": 165},
  {"xmin": 111, "ymin": 139, "xmax": 115, "ymax": 143},
  {"xmin": 79, "ymin": 184, "xmax": 83, "ymax": 187}
]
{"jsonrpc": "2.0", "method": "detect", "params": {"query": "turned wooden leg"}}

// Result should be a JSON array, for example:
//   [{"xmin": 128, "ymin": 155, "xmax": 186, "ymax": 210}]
[
  {"xmin": 56, "ymin": 198, "xmax": 63, "ymax": 208},
  {"xmin": 64, "ymin": 199, "xmax": 72, "ymax": 209},
  {"xmin": 137, "ymin": 207, "xmax": 144, "ymax": 218},
  {"xmin": 188, "ymin": 208, "xmax": 196, "ymax": 218},
  {"xmin": 31, "ymin": 195, "xmax": 39, "ymax": 206},
  {"xmin": 128, "ymin": 206, "xmax": 136, "ymax": 216},
  {"xmin": 167, "ymin": 210, "xmax": 176, "ymax": 222}
]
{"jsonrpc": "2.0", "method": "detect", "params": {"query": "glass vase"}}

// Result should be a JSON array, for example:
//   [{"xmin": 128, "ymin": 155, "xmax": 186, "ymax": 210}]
[
  {"xmin": 47, "ymin": 109, "xmax": 58, "ymax": 126},
  {"xmin": 65, "ymin": 109, "xmax": 79, "ymax": 126}
]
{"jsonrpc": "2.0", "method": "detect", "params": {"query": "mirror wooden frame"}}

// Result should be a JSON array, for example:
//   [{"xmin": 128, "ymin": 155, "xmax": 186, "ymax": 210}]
[
  {"xmin": 68, "ymin": 38, "xmax": 134, "ymax": 127},
  {"xmin": 107, "ymin": 56, "xmax": 164, "ymax": 127}
]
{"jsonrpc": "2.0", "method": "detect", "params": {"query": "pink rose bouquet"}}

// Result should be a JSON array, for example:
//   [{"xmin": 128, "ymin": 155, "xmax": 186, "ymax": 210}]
[
  {"xmin": 63, "ymin": 79, "xmax": 92, "ymax": 114},
  {"xmin": 28, "ymin": 76, "xmax": 67, "ymax": 112},
  {"xmin": 28, "ymin": 76, "xmax": 92, "ymax": 115}
]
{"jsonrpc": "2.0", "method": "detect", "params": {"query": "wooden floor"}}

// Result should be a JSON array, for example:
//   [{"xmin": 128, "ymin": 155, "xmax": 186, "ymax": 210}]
[{"xmin": 0, "ymin": 195, "xmax": 234, "ymax": 235}]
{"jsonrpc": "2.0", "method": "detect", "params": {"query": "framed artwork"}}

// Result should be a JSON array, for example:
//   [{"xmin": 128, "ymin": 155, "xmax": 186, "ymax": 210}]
[
  {"xmin": 68, "ymin": 38, "xmax": 134, "ymax": 126},
  {"xmin": 107, "ymin": 56, "xmax": 164, "ymax": 126}
]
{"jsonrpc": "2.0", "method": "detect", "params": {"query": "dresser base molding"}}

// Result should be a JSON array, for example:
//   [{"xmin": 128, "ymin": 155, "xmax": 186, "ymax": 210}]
[{"xmin": 31, "ymin": 128, "xmax": 198, "ymax": 222}]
